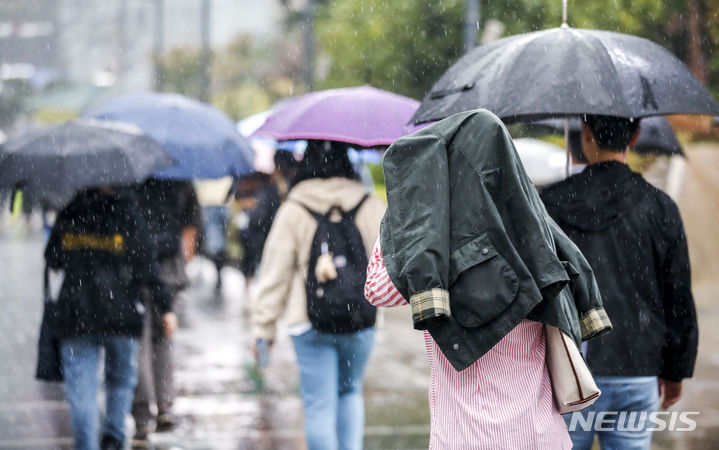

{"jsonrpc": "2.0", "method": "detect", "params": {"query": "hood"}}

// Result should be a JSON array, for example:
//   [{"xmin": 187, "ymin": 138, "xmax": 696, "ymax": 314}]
[
  {"xmin": 287, "ymin": 177, "xmax": 369, "ymax": 213},
  {"xmin": 540, "ymin": 161, "xmax": 646, "ymax": 232}
]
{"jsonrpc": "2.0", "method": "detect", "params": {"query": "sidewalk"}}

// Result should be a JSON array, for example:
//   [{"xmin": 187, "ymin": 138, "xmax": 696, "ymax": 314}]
[
  {"xmin": 2, "ymin": 225, "xmax": 718, "ymax": 449},
  {"xmin": 0, "ymin": 229, "xmax": 431, "ymax": 449}
]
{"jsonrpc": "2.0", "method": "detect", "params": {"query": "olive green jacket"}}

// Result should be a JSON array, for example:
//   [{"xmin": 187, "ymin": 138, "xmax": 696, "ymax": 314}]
[{"xmin": 381, "ymin": 109, "xmax": 611, "ymax": 371}]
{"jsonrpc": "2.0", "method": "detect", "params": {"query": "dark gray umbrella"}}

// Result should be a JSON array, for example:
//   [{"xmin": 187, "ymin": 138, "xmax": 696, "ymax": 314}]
[
  {"xmin": 533, "ymin": 116, "xmax": 684, "ymax": 156},
  {"xmin": 633, "ymin": 116, "xmax": 683, "ymax": 156},
  {"xmin": 411, "ymin": 26, "xmax": 719, "ymax": 125},
  {"xmin": 0, "ymin": 119, "xmax": 175, "ymax": 209}
]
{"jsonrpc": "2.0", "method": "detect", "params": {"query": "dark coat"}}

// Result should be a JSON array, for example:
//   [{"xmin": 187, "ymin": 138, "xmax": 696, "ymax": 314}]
[
  {"xmin": 239, "ymin": 182, "xmax": 281, "ymax": 277},
  {"xmin": 45, "ymin": 190, "xmax": 172, "ymax": 339},
  {"xmin": 380, "ymin": 109, "xmax": 611, "ymax": 371},
  {"xmin": 541, "ymin": 161, "xmax": 698, "ymax": 381},
  {"xmin": 135, "ymin": 179, "xmax": 202, "ymax": 261}
]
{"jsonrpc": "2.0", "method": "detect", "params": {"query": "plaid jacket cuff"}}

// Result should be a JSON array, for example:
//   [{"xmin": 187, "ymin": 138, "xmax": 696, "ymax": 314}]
[
  {"xmin": 580, "ymin": 307, "xmax": 612, "ymax": 340},
  {"xmin": 410, "ymin": 288, "xmax": 451, "ymax": 330}
]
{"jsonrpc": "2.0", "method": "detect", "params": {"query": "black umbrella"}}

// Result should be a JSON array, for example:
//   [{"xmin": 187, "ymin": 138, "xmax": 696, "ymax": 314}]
[
  {"xmin": 533, "ymin": 116, "xmax": 684, "ymax": 157},
  {"xmin": 633, "ymin": 116, "xmax": 683, "ymax": 156},
  {"xmin": 0, "ymin": 119, "xmax": 175, "ymax": 209},
  {"xmin": 411, "ymin": 26, "xmax": 719, "ymax": 125}
]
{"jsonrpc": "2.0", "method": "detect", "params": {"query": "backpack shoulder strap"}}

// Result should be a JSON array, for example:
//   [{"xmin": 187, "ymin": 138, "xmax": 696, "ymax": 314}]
[
  {"xmin": 290, "ymin": 200, "xmax": 324, "ymax": 222},
  {"xmin": 344, "ymin": 195, "xmax": 369, "ymax": 221},
  {"xmin": 291, "ymin": 194, "xmax": 369, "ymax": 222}
]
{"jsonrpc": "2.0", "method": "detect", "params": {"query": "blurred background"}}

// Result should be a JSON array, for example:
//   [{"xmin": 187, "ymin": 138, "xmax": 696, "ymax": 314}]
[
  {"xmin": 2, "ymin": 0, "xmax": 719, "ymax": 130},
  {"xmin": 3, "ymin": 1, "xmax": 719, "ymax": 448}
]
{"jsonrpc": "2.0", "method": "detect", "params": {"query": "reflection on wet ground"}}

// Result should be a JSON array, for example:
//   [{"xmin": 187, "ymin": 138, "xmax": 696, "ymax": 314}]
[
  {"xmin": 158, "ymin": 257, "xmax": 432, "ymax": 449},
  {"xmin": 1, "ymin": 228, "xmax": 719, "ymax": 448}
]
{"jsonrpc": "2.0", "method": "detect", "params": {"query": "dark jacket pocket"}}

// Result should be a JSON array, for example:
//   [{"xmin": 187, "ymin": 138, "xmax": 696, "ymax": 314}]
[{"xmin": 449, "ymin": 233, "xmax": 519, "ymax": 328}]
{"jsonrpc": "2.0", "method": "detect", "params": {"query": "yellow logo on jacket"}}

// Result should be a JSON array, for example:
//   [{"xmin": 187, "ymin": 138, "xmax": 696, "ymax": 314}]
[{"xmin": 61, "ymin": 233, "xmax": 125, "ymax": 253}]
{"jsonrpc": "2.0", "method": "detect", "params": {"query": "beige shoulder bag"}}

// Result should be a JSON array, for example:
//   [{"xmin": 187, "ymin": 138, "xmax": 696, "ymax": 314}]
[{"xmin": 545, "ymin": 325, "xmax": 601, "ymax": 414}]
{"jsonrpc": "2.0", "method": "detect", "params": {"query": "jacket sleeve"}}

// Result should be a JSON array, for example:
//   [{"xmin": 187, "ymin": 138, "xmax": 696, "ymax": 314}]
[
  {"xmin": 547, "ymin": 216, "xmax": 612, "ymax": 341},
  {"xmin": 252, "ymin": 202, "xmax": 300, "ymax": 340},
  {"xmin": 660, "ymin": 208, "xmax": 698, "ymax": 381},
  {"xmin": 381, "ymin": 134, "xmax": 451, "ymax": 329}
]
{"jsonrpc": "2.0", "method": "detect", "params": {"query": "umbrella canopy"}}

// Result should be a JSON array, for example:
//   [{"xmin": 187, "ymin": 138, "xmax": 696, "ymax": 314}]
[
  {"xmin": 411, "ymin": 27, "xmax": 719, "ymax": 125},
  {"xmin": 0, "ymin": 120, "xmax": 175, "ymax": 209},
  {"xmin": 84, "ymin": 92, "xmax": 254, "ymax": 179},
  {"xmin": 237, "ymin": 110, "xmax": 272, "ymax": 137},
  {"xmin": 633, "ymin": 116, "xmax": 683, "ymax": 156},
  {"xmin": 251, "ymin": 86, "xmax": 419, "ymax": 147},
  {"xmin": 533, "ymin": 116, "xmax": 684, "ymax": 156}
]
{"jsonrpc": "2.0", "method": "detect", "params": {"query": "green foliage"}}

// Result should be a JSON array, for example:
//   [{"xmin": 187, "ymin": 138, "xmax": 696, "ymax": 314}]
[
  {"xmin": 156, "ymin": 1, "xmax": 719, "ymax": 117},
  {"xmin": 314, "ymin": 0, "xmax": 719, "ymax": 101},
  {"xmin": 156, "ymin": 47, "xmax": 207, "ymax": 99},
  {"xmin": 158, "ymin": 33, "xmax": 303, "ymax": 120},
  {"xmin": 315, "ymin": 0, "xmax": 466, "ymax": 99},
  {"xmin": 211, "ymin": 83, "xmax": 273, "ymax": 121}
]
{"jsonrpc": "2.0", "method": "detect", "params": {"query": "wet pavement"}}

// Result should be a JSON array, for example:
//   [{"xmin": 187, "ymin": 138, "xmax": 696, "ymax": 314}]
[
  {"xmin": 0, "ymin": 227, "xmax": 431, "ymax": 449},
  {"xmin": 4, "ymin": 143, "xmax": 719, "ymax": 450}
]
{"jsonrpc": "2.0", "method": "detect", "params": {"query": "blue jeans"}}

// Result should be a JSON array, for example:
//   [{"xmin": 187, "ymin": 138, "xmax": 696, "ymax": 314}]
[
  {"xmin": 291, "ymin": 327, "xmax": 376, "ymax": 450},
  {"xmin": 60, "ymin": 336, "xmax": 139, "ymax": 450},
  {"xmin": 564, "ymin": 376, "xmax": 659, "ymax": 450}
]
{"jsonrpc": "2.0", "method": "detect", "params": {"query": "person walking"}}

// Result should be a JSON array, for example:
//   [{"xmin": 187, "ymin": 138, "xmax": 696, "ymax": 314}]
[
  {"xmin": 131, "ymin": 179, "xmax": 202, "ymax": 446},
  {"xmin": 238, "ymin": 150, "xmax": 298, "ymax": 283},
  {"xmin": 540, "ymin": 114, "xmax": 699, "ymax": 449},
  {"xmin": 44, "ymin": 187, "xmax": 173, "ymax": 450},
  {"xmin": 365, "ymin": 110, "xmax": 611, "ymax": 449},
  {"xmin": 195, "ymin": 176, "xmax": 233, "ymax": 293},
  {"xmin": 251, "ymin": 140, "xmax": 385, "ymax": 450}
]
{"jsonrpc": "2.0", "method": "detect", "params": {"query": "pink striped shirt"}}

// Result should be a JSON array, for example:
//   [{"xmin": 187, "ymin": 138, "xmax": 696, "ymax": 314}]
[{"xmin": 365, "ymin": 239, "xmax": 572, "ymax": 449}]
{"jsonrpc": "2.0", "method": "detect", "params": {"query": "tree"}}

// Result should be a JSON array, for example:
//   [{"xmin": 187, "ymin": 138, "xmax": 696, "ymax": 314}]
[
  {"xmin": 157, "ymin": 34, "xmax": 303, "ymax": 120},
  {"xmin": 314, "ymin": 0, "xmax": 465, "ymax": 99},
  {"xmin": 314, "ymin": 0, "xmax": 719, "ymax": 100}
]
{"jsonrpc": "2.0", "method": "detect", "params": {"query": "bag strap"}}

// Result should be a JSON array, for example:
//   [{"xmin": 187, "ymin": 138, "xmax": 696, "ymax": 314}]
[
  {"xmin": 294, "ymin": 201, "xmax": 324, "ymax": 222},
  {"xmin": 43, "ymin": 263, "xmax": 50, "ymax": 303},
  {"xmin": 292, "ymin": 194, "xmax": 369, "ymax": 223},
  {"xmin": 344, "ymin": 195, "xmax": 369, "ymax": 221}
]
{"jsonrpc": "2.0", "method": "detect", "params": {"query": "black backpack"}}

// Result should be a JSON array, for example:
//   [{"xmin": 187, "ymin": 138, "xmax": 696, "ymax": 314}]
[{"xmin": 300, "ymin": 196, "xmax": 377, "ymax": 333}]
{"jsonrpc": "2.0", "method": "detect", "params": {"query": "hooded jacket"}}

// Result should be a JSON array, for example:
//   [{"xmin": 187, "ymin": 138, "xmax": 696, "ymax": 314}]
[
  {"xmin": 381, "ymin": 109, "xmax": 611, "ymax": 371},
  {"xmin": 541, "ymin": 161, "xmax": 698, "ymax": 381},
  {"xmin": 252, "ymin": 177, "xmax": 386, "ymax": 340},
  {"xmin": 45, "ymin": 190, "xmax": 172, "ymax": 339}
]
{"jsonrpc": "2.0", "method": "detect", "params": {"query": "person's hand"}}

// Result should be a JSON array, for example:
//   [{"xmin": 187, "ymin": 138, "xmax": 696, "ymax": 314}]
[
  {"xmin": 162, "ymin": 312, "xmax": 179, "ymax": 338},
  {"xmin": 251, "ymin": 338, "xmax": 273, "ymax": 365},
  {"xmin": 658, "ymin": 378, "xmax": 683, "ymax": 409},
  {"xmin": 181, "ymin": 227, "xmax": 199, "ymax": 263}
]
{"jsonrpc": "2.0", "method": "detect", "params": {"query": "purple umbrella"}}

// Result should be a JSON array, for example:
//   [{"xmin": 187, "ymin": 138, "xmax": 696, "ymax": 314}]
[{"xmin": 251, "ymin": 86, "xmax": 419, "ymax": 148}]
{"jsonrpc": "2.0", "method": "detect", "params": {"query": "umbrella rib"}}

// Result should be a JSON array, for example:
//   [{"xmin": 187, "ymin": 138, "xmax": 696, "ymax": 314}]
[
  {"xmin": 591, "ymin": 32, "xmax": 634, "ymax": 118},
  {"xmin": 498, "ymin": 34, "xmax": 543, "ymax": 119}
]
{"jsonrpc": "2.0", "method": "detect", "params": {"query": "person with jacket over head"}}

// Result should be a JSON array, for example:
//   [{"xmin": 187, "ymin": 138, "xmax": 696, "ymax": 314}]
[
  {"xmin": 251, "ymin": 140, "xmax": 385, "ymax": 450},
  {"xmin": 44, "ymin": 187, "xmax": 173, "ymax": 450},
  {"xmin": 365, "ymin": 110, "xmax": 611, "ymax": 449},
  {"xmin": 541, "ymin": 114, "xmax": 699, "ymax": 450}
]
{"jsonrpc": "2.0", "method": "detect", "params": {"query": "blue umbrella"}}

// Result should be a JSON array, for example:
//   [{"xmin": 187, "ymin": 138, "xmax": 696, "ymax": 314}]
[{"xmin": 84, "ymin": 92, "xmax": 253, "ymax": 179}]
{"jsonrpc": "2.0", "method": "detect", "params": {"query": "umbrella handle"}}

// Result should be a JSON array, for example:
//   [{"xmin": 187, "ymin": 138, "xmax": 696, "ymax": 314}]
[{"xmin": 564, "ymin": 118, "xmax": 571, "ymax": 177}]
